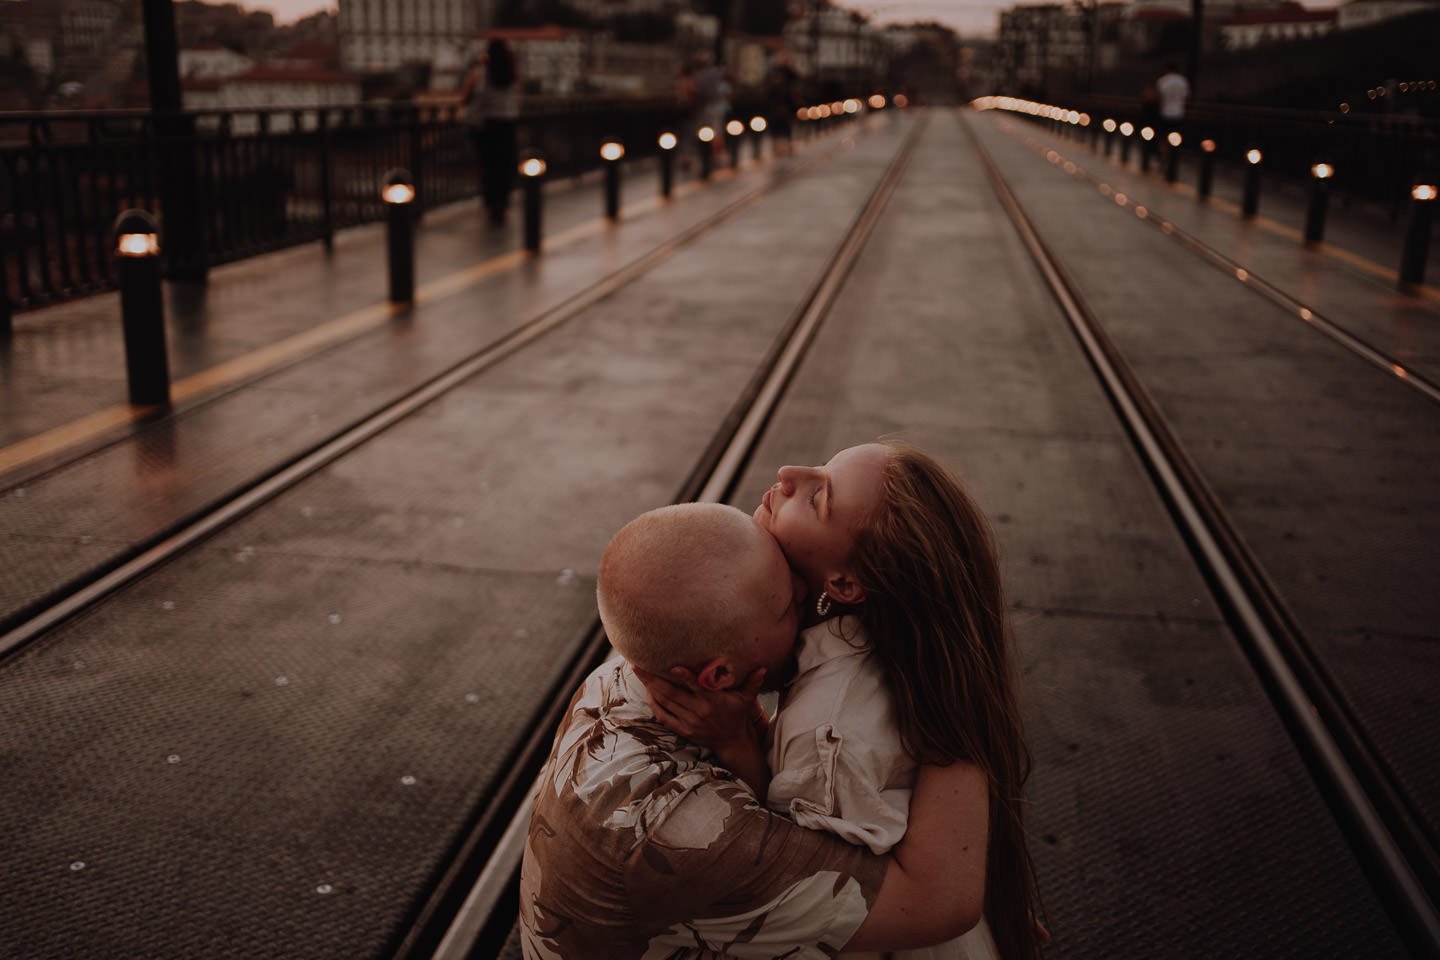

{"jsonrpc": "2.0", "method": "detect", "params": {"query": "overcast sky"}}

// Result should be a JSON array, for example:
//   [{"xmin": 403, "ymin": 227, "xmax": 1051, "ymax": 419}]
[{"xmin": 253, "ymin": 1, "xmax": 1009, "ymax": 37}]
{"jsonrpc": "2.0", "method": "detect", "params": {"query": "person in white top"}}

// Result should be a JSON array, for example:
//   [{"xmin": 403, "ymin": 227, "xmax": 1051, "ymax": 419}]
[
  {"xmin": 1156, "ymin": 63, "xmax": 1191, "ymax": 123},
  {"xmin": 638, "ymin": 441, "xmax": 1044, "ymax": 960}
]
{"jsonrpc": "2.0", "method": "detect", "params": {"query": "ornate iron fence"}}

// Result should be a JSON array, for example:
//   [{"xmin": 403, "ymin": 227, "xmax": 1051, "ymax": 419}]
[{"xmin": 0, "ymin": 97, "xmax": 692, "ymax": 320}]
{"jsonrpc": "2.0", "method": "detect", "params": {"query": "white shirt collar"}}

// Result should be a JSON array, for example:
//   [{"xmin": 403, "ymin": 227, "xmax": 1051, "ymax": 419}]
[{"xmin": 794, "ymin": 615, "xmax": 872, "ymax": 677}]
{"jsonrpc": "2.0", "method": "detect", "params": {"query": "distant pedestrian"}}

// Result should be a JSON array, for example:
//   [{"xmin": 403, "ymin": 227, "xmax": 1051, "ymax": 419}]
[
  {"xmin": 460, "ymin": 38, "xmax": 520, "ymax": 226},
  {"xmin": 693, "ymin": 53, "xmax": 730, "ymax": 156},
  {"xmin": 1139, "ymin": 79, "xmax": 1161, "ymax": 169},
  {"xmin": 675, "ymin": 57, "xmax": 700, "ymax": 169},
  {"xmin": 765, "ymin": 53, "xmax": 800, "ymax": 154},
  {"xmin": 1156, "ymin": 62, "xmax": 1190, "ymax": 124}
]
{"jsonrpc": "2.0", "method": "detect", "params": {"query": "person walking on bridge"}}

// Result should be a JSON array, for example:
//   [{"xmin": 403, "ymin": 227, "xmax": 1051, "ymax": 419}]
[{"xmin": 461, "ymin": 38, "xmax": 520, "ymax": 226}]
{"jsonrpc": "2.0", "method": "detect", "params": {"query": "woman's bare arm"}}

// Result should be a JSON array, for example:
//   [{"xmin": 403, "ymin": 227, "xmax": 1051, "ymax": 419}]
[{"xmin": 844, "ymin": 760, "xmax": 989, "ymax": 950}]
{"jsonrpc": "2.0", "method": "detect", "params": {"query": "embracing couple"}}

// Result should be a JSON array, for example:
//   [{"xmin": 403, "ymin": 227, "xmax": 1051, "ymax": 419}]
[{"xmin": 519, "ymin": 441, "xmax": 1043, "ymax": 959}]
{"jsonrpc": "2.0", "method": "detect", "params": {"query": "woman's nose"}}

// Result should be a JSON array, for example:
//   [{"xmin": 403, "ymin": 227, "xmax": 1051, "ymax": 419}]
[{"xmin": 777, "ymin": 465, "xmax": 809, "ymax": 495}]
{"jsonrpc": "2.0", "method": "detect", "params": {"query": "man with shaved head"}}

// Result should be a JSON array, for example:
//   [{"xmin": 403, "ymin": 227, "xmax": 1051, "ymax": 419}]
[{"xmin": 519, "ymin": 503, "xmax": 983, "ymax": 959}]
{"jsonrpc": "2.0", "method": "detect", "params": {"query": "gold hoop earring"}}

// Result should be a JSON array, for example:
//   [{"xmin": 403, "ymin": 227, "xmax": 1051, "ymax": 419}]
[{"xmin": 815, "ymin": 591, "xmax": 831, "ymax": 617}]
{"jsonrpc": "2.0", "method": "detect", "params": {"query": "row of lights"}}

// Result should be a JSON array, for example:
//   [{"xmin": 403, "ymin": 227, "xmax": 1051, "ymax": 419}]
[
  {"xmin": 109, "ymin": 94, "xmax": 895, "ymax": 403},
  {"xmin": 979, "ymin": 94, "xmax": 1438, "ymax": 287}
]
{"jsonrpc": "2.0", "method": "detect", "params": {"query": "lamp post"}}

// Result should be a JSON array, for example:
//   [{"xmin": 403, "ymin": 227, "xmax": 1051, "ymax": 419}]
[
  {"xmin": 113, "ymin": 209, "xmax": 171, "ymax": 406},
  {"xmin": 601, "ymin": 138, "xmax": 624, "ymax": 220},
  {"xmin": 519, "ymin": 155, "xmax": 546, "ymax": 253},
  {"xmin": 1103, "ymin": 118, "xmax": 1116, "ymax": 157},
  {"xmin": 1400, "ymin": 179, "xmax": 1437, "ymax": 287},
  {"xmin": 749, "ymin": 115, "xmax": 767, "ymax": 160},
  {"xmin": 382, "ymin": 169, "xmax": 416, "ymax": 304},
  {"xmin": 1199, "ymin": 138, "xmax": 1217, "ymax": 199},
  {"xmin": 726, "ymin": 119, "xmax": 745, "ymax": 169},
  {"xmin": 658, "ymin": 132, "xmax": 678, "ymax": 198},
  {"xmin": 1305, "ymin": 159, "xmax": 1334, "ymax": 245},
  {"xmin": 697, "ymin": 125, "xmax": 715, "ymax": 180},
  {"xmin": 1242, "ymin": 148, "xmax": 1263, "ymax": 218},
  {"xmin": 1165, "ymin": 130, "xmax": 1182, "ymax": 182},
  {"xmin": 1119, "ymin": 121, "xmax": 1134, "ymax": 164}
]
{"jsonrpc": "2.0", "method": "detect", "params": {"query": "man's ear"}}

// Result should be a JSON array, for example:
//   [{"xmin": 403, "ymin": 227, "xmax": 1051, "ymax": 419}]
[
  {"xmin": 695, "ymin": 657, "xmax": 738, "ymax": 691},
  {"xmin": 824, "ymin": 572, "xmax": 866, "ymax": 606}
]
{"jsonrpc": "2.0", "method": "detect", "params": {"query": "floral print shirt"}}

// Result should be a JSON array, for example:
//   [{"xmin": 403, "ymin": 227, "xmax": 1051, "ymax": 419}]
[{"xmin": 519, "ymin": 656, "xmax": 887, "ymax": 959}]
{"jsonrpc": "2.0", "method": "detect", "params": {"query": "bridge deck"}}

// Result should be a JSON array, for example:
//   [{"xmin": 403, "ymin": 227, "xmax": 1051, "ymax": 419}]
[{"xmin": 0, "ymin": 109, "xmax": 1433, "ymax": 959}]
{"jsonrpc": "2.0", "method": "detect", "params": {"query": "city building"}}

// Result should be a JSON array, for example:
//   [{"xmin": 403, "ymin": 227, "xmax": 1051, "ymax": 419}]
[
  {"xmin": 782, "ymin": 5, "xmax": 887, "ymax": 92},
  {"xmin": 469, "ymin": 25, "xmax": 585, "ymax": 95},
  {"xmin": 1336, "ymin": 0, "xmax": 1440, "ymax": 27},
  {"xmin": 1220, "ymin": 3, "xmax": 1336, "ymax": 48},
  {"xmin": 338, "ymin": 0, "xmax": 498, "ymax": 75}
]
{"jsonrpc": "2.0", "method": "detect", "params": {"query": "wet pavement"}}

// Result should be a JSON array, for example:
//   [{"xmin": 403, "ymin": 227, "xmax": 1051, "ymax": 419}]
[{"xmin": 1, "ymin": 107, "xmax": 1434, "ymax": 958}]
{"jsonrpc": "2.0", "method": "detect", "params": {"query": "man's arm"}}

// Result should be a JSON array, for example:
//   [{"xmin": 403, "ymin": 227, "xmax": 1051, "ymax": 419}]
[{"xmin": 843, "ymin": 760, "xmax": 989, "ymax": 950}]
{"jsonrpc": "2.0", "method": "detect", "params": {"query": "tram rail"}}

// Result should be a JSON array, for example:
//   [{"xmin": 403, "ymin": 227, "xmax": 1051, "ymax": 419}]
[
  {"xmin": 960, "ymin": 108, "xmax": 1440, "ymax": 958},
  {"xmin": 0, "ymin": 121, "xmax": 869, "ymax": 660},
  {"xmin": 992, "ymin": 115, "xmax": 1440, "ymax": 407},
  {"xmin": 414, "ymin": 113, "xmax": 926, "ymax": 960}
]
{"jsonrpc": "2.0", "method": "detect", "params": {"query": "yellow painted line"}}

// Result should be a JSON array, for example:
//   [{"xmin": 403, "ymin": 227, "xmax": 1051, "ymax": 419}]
[{"xmin": 0, "ymin": 166, "xmax": 754, "ymax": 477}]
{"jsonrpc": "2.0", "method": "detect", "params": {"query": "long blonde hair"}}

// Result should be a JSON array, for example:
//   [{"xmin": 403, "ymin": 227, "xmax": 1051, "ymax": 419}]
[{"xmin": 850, "ymin": 440, "xmax": 1042, "ymax": 960}]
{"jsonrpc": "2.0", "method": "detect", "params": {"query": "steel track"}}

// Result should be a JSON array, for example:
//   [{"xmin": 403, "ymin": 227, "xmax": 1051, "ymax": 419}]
[{"xmin": 961, "ymin": 107, "xmax": 1440, "ymax": 959}]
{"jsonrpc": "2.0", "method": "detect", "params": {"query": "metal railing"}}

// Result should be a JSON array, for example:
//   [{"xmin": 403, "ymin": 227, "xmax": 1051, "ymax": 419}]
[
  {"xmin": 0, "ymin": 97, "xmax": 695, "ymax": 319},
  {"xmin": 1041, "ymin": 94, "xmax": 1440, "ymax": 212}
]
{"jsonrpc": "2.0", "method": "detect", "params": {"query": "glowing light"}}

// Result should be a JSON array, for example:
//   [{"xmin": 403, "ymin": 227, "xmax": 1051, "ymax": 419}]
[
  {"xmin": 1236, "ymin": 268, "xmax": 1249, "ymax": 281},
  {"xmin": 831, "ymin": 101, "xmax": 845, "ymax": 114},
  {"xmin": 1167, "ymin": 131, "xmax": 1182, "ymax": 147},
  {"xmin": 117, "ymin": 233, "xmax": 159, "ymax": 257},
  {"xmin": 1046, "ymin": 150, "xmax": 1060, "ymax": 163},
  {"xmin": 1135, "ymin": 205, "xmax": 1148, "ymax": 218},
  {"xmin": 1339, "ymin": 102, "xmax": 1350, "ymax": 113},
  {"xmin": 657, "ymin": 132, "xmax": 678, "ymax": 151},
  {"xmin": 1114, "ymin": 193, "xmax": 1128, "ymax": 205},
  {"xmin": 817, "ymin": 104, "xmax": 832, "ymax": 118},
  {"xmin": 797, "ymin": 107, "xmax": 808, "ymax": 120},
  {"xmin": 1201, "ymin": 139, "xmax": 1217, "ymax": 153},
  {"xmin": 519, "ymin": 157, "xmax": 547, "ymax": 177},
  {"xmin": 1141, "ymin": 126, "xmax": 1155, "ymax": 141},
  {"xmin": 843, "ymin": 99, "xmax": 861, "ymax": 114},
  {"xmin": 698, "ymin": 125, "xmax": 716, "ymax": 142},
  {"xmin": 1102, "ymin": 118, "xmax": 1116, "ymax": 133},
  {"xmin": 868, "ymin": 94, "xmax": 886, "ymax": 109},
  {"xmin": 1299, "ymin": 308, "xmax": 1313, "ymax": 321},
  {"xmin": 1063, "ymin": 161, "xmax": 1077, "ymax": 174},
  {"xmin": 725, "ymin": 119, "xmax": 744, "ymax": 136},
  {"xmin": 1161, "ymin": 221, "xmax": 1175, "ymax": 234},
  {"xmin": 1099, "ymin": 183, "xmax": 1113, "ymax": 196},
  {"xmin": 893, "ymin": 93, "xmax": 909, "ymax": 107},
  {"xmin": 1311, "ymin": 162, "xmax": 1334, "ymax": 180},
  {"xmin": 1246, "ymin": 149, "xmax": 1262, "ymax": 165},
  {"xmin": 749, "ymin": 116, "xmax": 767, "ymax": 133},
  {"xmin": 600, "ymin": 141, "xmax": 625, "ymax": 161},
  {"xmin": 1413, "ymin": 184, "xmax": 1438, "ymax": 202},
  {"xmin": 382, "ymin": 183, "xmax": 415, "ymax": 204},
  {"xmin": 1079, "ymin": 113, "xmax": 1091, "ymax": 126},
  {"xmin": 1393, "ymin": 365, "xmax": 1409, "ymax": 378},
  {"xmin": 1120, "ymin": 122, "xmax": 1134, "ymax": 136}
]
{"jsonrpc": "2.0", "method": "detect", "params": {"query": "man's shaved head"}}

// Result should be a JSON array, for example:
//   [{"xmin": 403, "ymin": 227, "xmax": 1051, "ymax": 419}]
[{"xmin": 597, "ymin": 503, "xmax": 799, "ymax": 676}]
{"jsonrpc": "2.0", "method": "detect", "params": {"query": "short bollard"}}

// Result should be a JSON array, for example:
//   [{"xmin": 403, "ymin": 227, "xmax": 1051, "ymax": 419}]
[
  {"xmin": 1242, "ymin": 149, "xmax": 1263, "ymax": 218},
  {"xmin": 657, "ymin": 132, "xmax": 678, "ymax": 198},
  {"xmin": 519, "ymin": 155, "xmax": 546, "ymax": 253},
  {"xmin": 601, "ymin": 138, "xmax": 624, "ymax": 220},
  {"xmin": 1165, "ymin": 131, "xmax": 1182, "ymax": 183},
  {"xmin": 726, "ymin": 119, "xmax": 744, "ymax": 169},
  {"xmin": 1400, "ymin": 180, "xmax": 1437, "ymax": 286},
  {"xmin": 1306, "ymin": 160, "xmax": 1334, "ymax": 245},
  {"xmin": 1199, "ymin": 139, "xmax": 1217, "ymax": 199},
  {"xmin": 1140, "ymin": 126, "xmax": 1155, "ymax": 171},
  {"xmin": 382, "ymin": 169, "xmax": 416, "ymax": 303},
  {"xmin": 113, "ymin": 209, "xmax": 171, "ymax": 406},
  {"xmin": 749, "ymin": 116, "xmax": 766, "ymax": 160},
  {"xmin": 1102, "ymin": 118, "xmax": 1116, "ymax": 157},
  {"xmin": 1119, "ymin": 122, "xmax": 1134, "ymax": 164},
  {"xmin": 697, "ymin": 125, "xmax": 715, "ymax": 180}
]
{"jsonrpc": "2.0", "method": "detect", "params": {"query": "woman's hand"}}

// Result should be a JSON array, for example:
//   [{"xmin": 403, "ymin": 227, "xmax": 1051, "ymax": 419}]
[{"xmin": 631, "ymin": 666, "xmax": 767, "ymax": 751}]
